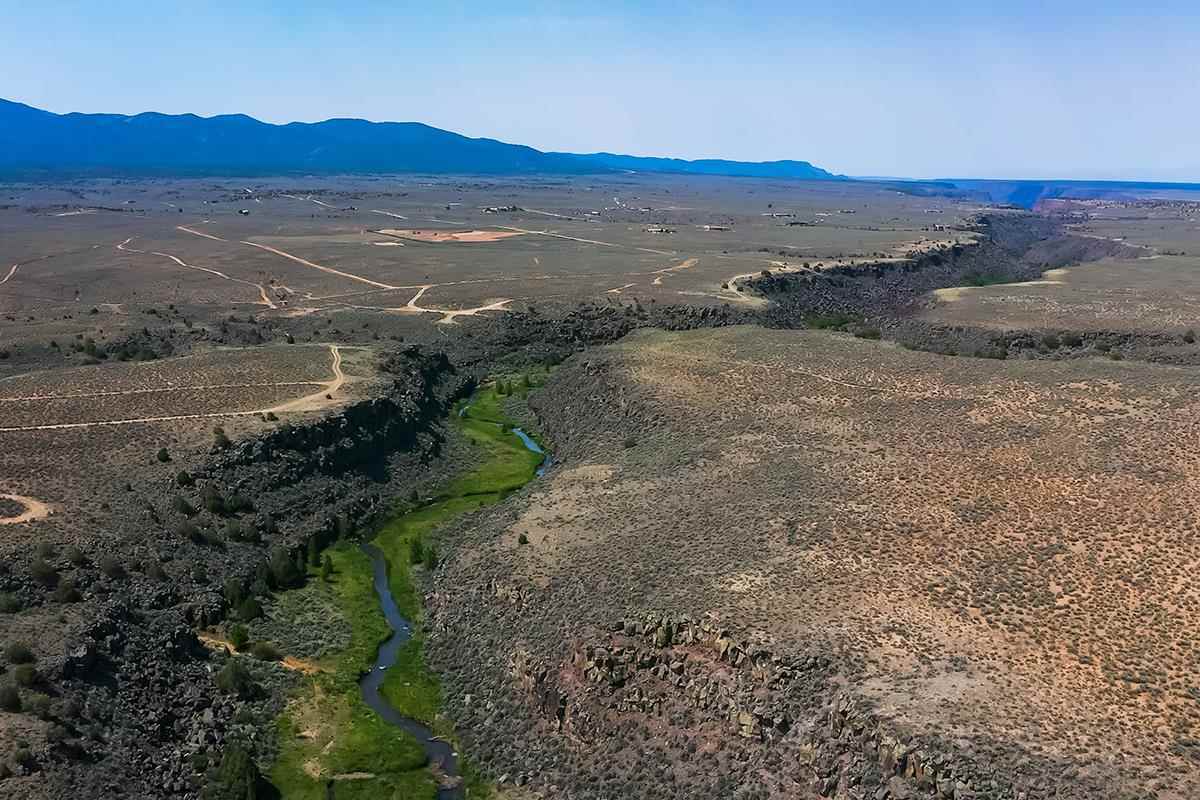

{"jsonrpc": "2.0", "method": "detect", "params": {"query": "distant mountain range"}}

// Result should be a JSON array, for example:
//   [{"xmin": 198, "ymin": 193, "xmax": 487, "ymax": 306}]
[{"xmin": 0, "ymin": 98, "xmax": 840, "ymax": 181}]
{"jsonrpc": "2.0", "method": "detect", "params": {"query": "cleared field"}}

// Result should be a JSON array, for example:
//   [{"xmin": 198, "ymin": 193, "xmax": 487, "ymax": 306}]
[
  {"xmin": 375, "ymin": 228, "xmax": 526, "ymax": 243},
  {"xmin": 432, "ymin": 325, "xmax": 1200, "ymax": 798}
]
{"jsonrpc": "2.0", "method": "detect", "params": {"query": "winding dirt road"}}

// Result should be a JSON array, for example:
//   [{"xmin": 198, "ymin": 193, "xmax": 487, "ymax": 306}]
[{"xmin": 117, "ymin": 238, "xmax": 277, "ymax": 308}]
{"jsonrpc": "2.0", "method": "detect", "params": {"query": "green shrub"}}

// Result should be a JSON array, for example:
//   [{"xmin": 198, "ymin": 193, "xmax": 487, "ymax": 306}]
[
  {"xmin": 250, "ymin": 642, "xmax": 280, "ymax": 662},
  {"xmin": 29, "ymin": 559, "xmax": 57, "ymax": 587},
  {"xmin": 409, "ymin": 537, "xmax": 425, "ymax": 565},
  {"xmin": 423, "ymin": 544, "xmax": 439, "ymax": 570},
  {"xmin": 268, "ymin": 546, "xmax": 301, "ymax": 589},
  {"xmin": 148, "ymin": 562, "xmax": 168, "ymax": 581},
  {"xmin": 12, "ymin": 664, "xmax": 37, "ymax": 687},
  {"xmin": 177, "ymin": 521, "xmax": 202, "ymax": 543},
  {"xmin": 0, "ymin": 593, "xmax": 21, "ymax": 613},
  {"xmin": 0, "ymin": 685, "xmax": 19, "ymax": 712},
  {"xmin": 3, "ymin": 642, "xmax": 33, "ymax": 664},
  {"xmin": 63, "ymin": 545, "xmax": 86, "ymax": 566},
  {"xmin": 1061, "ymin": 332, "xmax": 1083, "ymax": 348},
  {"xmin": 227, "ymin": 494, "xmax": 253, "ymax": 514},
  {"xmin": 11, "ymin": 747, "xmax": 33, "ymax": 769},
  {"xmin": 215, "ymin": 660, "xmax": 255, "ymax": 698},
  {"xmin": 804, "ymin": 312, "xmax": 859, "ymax": 330},
  {"xmin": 213, "ymin": 426, "xmax": 231, "ymax": 450},
  {"xmin": 853, "ymin": 326, "xmax": 882, "ymax": 340},
  {"xmin": 237, "ymin": 598, "xmax": 263, "ymax": 622},
  {"xmin": 156, "ymin": 447, "xmax": 171, "ymax": 463},
  {"xmin": 1041, "ymin": 333, "xmax": 1061, "ymax": 349},
  {"xmin": 52, "ymin": 580, "xmax": 81, "ymax": 604},
  {"xmin": 35, "ymin": 542, "xmax": 56, "ymax": 559},
  {"xmin": 173, "ymin": 496, "xmax": 196, "ymax": 517},
  {"xmin": 202, "ymin": 485, "xmax": 226, "ymax": 515},
  {"xmin": 203, "ymin": 743, "xmax": 267, "ymax": 800},
  {"xmin": 98, "ymin": 556, "xmax": 126, "ymax": 580},
  {"xmin": 176, "ymin": 470, "xmax": 194, "ymax": 487},
  {"xmin": 24, "ymin": 692, "xmax": 51, "ymax": 720},
  {"xmin": 222, "ymin": 579, "xmax": 245, "ymax": 608},
  {"xmin": 518, "ymin": 533, "xmax": 529, "ymax": 545},
  {"xmin": 228, "ymin": 624, "xmax": 249, "ymax": 652},
  {"xmin": 321, "ymin": 555, "xmax": 333, "ymax": 582},
  {"xmin": 1184, "ymin": 329, "xmax": 1196, "ymax": 344}
]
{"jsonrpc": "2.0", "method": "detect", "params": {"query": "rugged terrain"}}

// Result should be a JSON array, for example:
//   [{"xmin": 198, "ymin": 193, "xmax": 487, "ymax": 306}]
[
  {"xmin": 2, "ymin": 176, "xmax": 1200, "ymax": 799},
  {"xmin": 429, "ymin": 326, "xmax": 1200, "ymax": 800}
]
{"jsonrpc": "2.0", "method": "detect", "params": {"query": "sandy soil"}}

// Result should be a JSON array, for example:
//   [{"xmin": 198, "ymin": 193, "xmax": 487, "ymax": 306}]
[
  {"xmin": 0, "ymin": 493, "xmax": 51, "ymax": 524},
  {"xmin": 375, "ymin": 228, "xmax": 525, "ymax": 243}
]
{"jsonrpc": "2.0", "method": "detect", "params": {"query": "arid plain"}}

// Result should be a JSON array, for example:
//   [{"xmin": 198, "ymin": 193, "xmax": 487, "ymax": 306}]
[{"xmin": 4, "ymin": 175, "xmax": 1200, "ymax": 800}]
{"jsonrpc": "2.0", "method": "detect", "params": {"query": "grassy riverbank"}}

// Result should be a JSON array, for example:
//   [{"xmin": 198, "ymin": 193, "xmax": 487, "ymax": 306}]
[{"xmin": 269, "ymin": 380, "xmax": 544, "ymax": 798}]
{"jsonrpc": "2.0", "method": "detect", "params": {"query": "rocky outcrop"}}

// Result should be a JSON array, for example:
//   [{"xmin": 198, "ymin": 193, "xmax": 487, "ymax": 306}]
[
  {"xmin": 502, "ymin": 614, "xmax": 1130, "ymax": 800},
  {"xmin": 210, "ymin": 347, "xmax": 472, "ymax": 484}
]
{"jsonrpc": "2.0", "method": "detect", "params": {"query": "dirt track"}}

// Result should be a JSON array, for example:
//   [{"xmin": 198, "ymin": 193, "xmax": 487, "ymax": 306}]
[
  {"xmin": 0, "ymin": 345, "xmax": 346, "ymax": 431},
  {"xmin": 238, "ymin": 240, "xmax": 398, "ymax": 290}
]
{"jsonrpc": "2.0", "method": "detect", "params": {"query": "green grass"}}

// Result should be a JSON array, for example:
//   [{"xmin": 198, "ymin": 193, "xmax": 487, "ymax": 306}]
[
  {"xmin": 374, "ymin": 382, "xmax": 543, "ymax": 722},
  {"xmin": 961, "ymin": 269, "xmax": 1016, "ymax": 287},
  {"xmin": 269, "ymin": 381, "xmax": 542, "ymax": 798}
]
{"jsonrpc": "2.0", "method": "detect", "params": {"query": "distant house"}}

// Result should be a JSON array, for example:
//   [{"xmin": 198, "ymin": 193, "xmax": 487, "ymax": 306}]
[
  {"xmin": 238, "ymin": 209, "xmax": 250, "ymax": 215},
  {"xmin": 702, "ymin": 224, "xmax": 731, "ymax": 231}
]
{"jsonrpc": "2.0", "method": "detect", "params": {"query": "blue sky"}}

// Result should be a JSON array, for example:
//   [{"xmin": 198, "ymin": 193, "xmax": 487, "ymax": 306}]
[{"xmin": 4, "ymin": 1, "xmax": 1198, "ymax": 180}]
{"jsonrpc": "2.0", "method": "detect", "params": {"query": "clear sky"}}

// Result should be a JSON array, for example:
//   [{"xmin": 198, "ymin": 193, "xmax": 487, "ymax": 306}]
[{"xmin": 4, "ymin": 1, "xmax": 1199, "ymax": 180}]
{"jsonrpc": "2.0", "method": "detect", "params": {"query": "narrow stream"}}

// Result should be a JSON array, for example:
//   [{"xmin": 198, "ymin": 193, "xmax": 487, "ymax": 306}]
[{"xmin": 358, "ymin": 421, "xmax": 548, "ymax": 798}]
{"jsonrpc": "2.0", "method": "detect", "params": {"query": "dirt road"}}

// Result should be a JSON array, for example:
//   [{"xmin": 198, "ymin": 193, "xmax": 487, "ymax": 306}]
[
  {"xmin": 0, "ymin": 345, "xmax": 346, "ymax": 432},
  {"xmin": 239, "ymin": 241, "xmax": 398, "ymax": 290}
]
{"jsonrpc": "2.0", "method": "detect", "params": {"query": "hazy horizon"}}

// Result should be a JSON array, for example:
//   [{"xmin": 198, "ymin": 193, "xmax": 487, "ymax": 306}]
[{"xmin": 6, "ymin": 1, "xmax": 1198, "ymax": 182}]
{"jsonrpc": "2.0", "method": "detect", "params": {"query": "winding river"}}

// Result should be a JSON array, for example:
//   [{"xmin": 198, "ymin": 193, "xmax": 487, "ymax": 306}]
[{"xmin": 358, "ymin": 423, "xmax": 547, "ymax": 798}]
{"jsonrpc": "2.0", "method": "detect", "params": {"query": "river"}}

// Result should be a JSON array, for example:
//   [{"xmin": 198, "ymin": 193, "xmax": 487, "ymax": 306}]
[{"xmin": 358, "ymin": 422, "xmax": 547, "ymax": 798}]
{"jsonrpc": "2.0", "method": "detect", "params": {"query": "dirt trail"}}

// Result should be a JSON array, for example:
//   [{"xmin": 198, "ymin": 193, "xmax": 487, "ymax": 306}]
[
  {"xmin": 357, "ymin": 287, "xmax": 512, "ymax": 324},
  {"xmin": 0, "ymin": 345, "xmax": 346, "ymax": 432},
  {"xmin": 117, "ymin": 238, "xmax": 277, "ymax": 308},
  {"xmin": 0, "ymin": 244, "xmax": 104, "ymax": 288},
  {"xmin": 176, "ymin": 225, "xmax": 226, "ymax": 242},
  {"xmin": 0, "ymin": 381, "xmax": 324, "ymax": 403},
  {"xmin": 282, "ymin": 194, "xmax": 337, "ymax": 209},
  {"xmin": 266, "ymin": 345, "xmax": 345, "ymax": 412},
  {"xmin": 152, "ymin": 251, "xmax": 277, "ymax": 308},
  {"xmin": 496, "ymin": 225, "xmax": 674, "ymax": 256},
  {"xmin": 651, "ymin": 257, "xmax": 699, "ymax": 285},
  {"xmin": 0, "ymin": 494, "xmax": 51, "ymax": 524},
  {"xmin": 196, "ymin": 633, "xmax": 325, "ymax": 674},
  {"xmin": 239, "ymin": 241, "xmax": 398, "ymax": 290}
]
